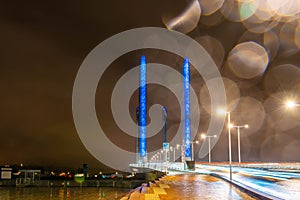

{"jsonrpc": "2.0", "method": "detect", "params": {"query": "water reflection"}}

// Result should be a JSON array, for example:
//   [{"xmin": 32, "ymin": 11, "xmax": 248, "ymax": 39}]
[
  {"xmin": 158, "ymin": 174, "xmax": 254, "ymax": 199},
  {"xmin": 0, "ymin": 187, "xmax": 130, "ymax": 200}
]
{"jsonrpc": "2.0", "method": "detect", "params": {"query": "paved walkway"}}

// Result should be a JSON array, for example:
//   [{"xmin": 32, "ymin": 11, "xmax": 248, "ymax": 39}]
[{"xmin": 122, "ymin": 174, "xmax": 256, "ymax": 200}]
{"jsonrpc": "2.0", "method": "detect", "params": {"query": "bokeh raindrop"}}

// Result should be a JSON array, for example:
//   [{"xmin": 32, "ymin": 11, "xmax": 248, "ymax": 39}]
[
  {"xmin": 162, "ymin": 0, "xmax": 201, "ymax": 34},
  {"xmin": 227, "ymin": 41, "xmax": 269, "ymax": 79}
]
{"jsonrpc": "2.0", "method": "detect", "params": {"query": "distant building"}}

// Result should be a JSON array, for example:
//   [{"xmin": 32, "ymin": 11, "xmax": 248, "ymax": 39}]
[{"xmin": 1, "ymin": 167, "xmax": 12, "ymax": 180}]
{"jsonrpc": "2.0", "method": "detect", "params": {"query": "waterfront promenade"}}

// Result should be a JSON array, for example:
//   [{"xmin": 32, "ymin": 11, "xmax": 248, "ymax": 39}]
[{"xmin": 122, "ymin": 174, "xmax": 255, "ymax": 200}]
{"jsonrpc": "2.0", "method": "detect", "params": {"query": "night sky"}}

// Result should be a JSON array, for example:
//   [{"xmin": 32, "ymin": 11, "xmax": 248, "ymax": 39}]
[{"xmin": 1, "ymin": 0, "xmax": 300, "ymax": 171}]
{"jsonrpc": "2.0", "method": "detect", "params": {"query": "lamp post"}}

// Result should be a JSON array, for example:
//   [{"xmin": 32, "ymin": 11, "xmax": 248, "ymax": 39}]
[
  {"xmin": 170, "ymin": 147, "xmax": 176, "ymax": 162},
  {"xmin": 188, "ymin": 141, "xmax": 199, "ymax": 161},
  {"xmin": 201, "ymin": 134, "xmax": 217, "ymax": 163},
  {"xmin": 229, "ymin": 124, "xmax": 249, "ymax": 164},
  {"xmin": 218, "ymin": 109, "xmax": 232, "ymax": 181},
  {"xmin": 176, "ymin": 144, "xmax": 184, "ymax": 162}
]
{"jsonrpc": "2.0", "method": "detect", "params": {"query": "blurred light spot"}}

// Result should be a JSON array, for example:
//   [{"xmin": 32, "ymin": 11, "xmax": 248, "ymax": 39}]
[
  {"xmin": 239, "ymin": 30, "xmax": 279, "ymax": 60},
  {"xmin": 263, "ymin": 64, "xmax": 300, "ymax": 95},
  {"xmin": 280, "ymin": 21, "xmax": 299, "ymax": 51},
  {"xmin": 252, "ymin": 0, "xmax": 276, "ymax": 21},
  {"xmin": 268, "ymin": 0, "xmax": 300, "ymax": 17},
  {"xmin": 194, "ymin": 35, "xmax": 225, "ymax": 68},
  {"xmin": 200, "ymin": 0, "xmax": 224, "ymax": 16},
  {"xmin": 199, "ymin": 10, "xmax": 225, "ymax": 27},
  {"xmin": 200, "ymin": 77, "xmax": 240, "ymax": 114},
  {"xmin": 221, "ymin": 0, "xmax": 259, "ymax": 22},
  {"xmin": 227, "ymin": 42, "xmax": 269, "ymax": 79},
  {"xmin": 220, "ymin": 0, "xmax": 243, "ymax": 22},
  {"xmin": 240, "ymin": 0, "xmax": 280, "ymax": 33},
  {"xmin": 239, "ymin": 1, "xmax": 258, "ymax": 20},
  {"xmin": 264, "ymin": 91, "xmax": 300, "ymax": 131},
  {"xmin": 242, "ymin": 16, "xmax": 279, "ymax": 33},
  {"xmin": 232, "ymin": 96, "xmax": 265, "ymax": 136},
  {"xmin": 162, "ymin": 0, "xmax": 201, "ymax": 34}
]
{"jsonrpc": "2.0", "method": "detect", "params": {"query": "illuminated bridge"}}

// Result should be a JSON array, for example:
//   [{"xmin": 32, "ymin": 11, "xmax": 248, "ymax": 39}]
[{"xmin": 129, "ymin": 162, "xmax": 300, "ymax": 200}]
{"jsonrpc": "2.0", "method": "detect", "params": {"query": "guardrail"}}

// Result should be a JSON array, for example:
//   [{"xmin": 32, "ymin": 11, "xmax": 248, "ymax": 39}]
[{"xmin": 129, "ymin": 162, "xmax": 185, "ymax": 172}]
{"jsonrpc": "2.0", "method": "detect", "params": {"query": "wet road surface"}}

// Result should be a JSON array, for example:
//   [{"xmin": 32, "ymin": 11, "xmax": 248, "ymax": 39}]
[{"xmin": 126, "ymin": 174, "xmax": 256, "ymax": 200}]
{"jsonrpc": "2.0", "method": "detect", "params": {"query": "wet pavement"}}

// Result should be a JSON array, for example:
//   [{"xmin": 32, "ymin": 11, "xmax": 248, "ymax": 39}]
[
  {"xmin": 196, "ymin": 164, "xmax": 300, "ymax": 199},
  {"xmin": 124, "ymin": 174, "xmax": 255, "ymax": 200}
]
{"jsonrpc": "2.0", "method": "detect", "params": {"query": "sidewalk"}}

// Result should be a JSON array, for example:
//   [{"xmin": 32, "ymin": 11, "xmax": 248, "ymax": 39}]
[{"xmin": 121, "ymin": 174, "xmax": 255, "ymax": 200}]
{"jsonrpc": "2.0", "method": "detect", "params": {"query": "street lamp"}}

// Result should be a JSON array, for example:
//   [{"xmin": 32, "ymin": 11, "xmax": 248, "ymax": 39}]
[
  {"xmin": 201, "ymin": 133, "xmax": 217, "ymax": 163},
  {"xmin": 188, "ymin": 141, "xmax": 199, "ymax": 161},
  {"xmin": 285, "ymin": 100, "xmax": 300, "ymax": 108},
  {"xmin": 217, "ymin": 109, "xmax": 232, "ymax": 181},
  {"xmin": 170, "ymin": 147, "xmax": 176, "ymax": 162},
  {"xmin": 176, "ymin": 144, "xmax": 185, "ymax": 162},
  {"xmin": 229, "ymin": 124, "xmax": 249, "ymax": 164}
]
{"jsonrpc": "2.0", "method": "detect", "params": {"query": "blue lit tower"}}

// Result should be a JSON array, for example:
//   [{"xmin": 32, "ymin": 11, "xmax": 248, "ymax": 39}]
[
  {"xmin": 136, "ymin": 107, "xmax": 140, "ymax": 163},
  {"xmin": 182, "ymin": 57, "xmax": 191, "ymax": 160},
  {"xmin": 139, "ymin": 55, "xmax": 147, "ymax": 161}
]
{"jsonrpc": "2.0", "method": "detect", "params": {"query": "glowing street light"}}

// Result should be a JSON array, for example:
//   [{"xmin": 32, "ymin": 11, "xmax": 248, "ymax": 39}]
[
  {"xmin": 217, "ymin": 109, "xmax": 232, "ymax": 181},
  {"xmin": 229, "ymin": 124, "xmax": 249, "ymax": 164},
  {"xmin": 201, "ymin": 133, "xmax": 217, "ymax": 163},
  {"xmin": 188, "ymin": 140, "xmax": 199, "ymax": 162},
  {"xmin": 285, "ymin": 100, "xmax": 300, "ymax": 108}
]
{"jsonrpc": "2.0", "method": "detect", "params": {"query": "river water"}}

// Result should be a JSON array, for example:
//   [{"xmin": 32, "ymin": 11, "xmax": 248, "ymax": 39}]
[{"xmin": 0, "ymin": 187, "xmax": 131, "ymax": 200}]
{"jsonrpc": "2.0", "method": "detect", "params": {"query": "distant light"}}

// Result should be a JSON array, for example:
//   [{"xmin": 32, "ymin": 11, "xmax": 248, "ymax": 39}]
[
  {"xmin": 217, "ymin": 108, "xmax": 227, "ymax": 115},
  {"xmin": 245, "ymin": 124, "xmax": 249, "ymax": 128},
  {"xmin": 286, "ymin": 100, "xmax": 297, "ymax": 108},
  {"xmin": 201, "ymin": 133, "xmax": 206, "ymax": 139},
  {"xmin": 59, "ymin": 172, "xmax": 66, "ymax": 177}
]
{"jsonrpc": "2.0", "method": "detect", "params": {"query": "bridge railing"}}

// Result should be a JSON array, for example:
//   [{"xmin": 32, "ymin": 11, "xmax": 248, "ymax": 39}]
[{"xmin": 129, "ymin": 162, "xmax": 185, "ymax": 172}]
